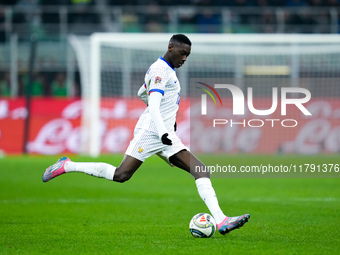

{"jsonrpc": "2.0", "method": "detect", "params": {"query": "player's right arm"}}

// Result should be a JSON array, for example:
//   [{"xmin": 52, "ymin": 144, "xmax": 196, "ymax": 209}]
[
  {"xmin": 148, "ymin": 91, "xmax": 172, "ymax": 145},
  {"xmin": 146, "ymin": 68, "xmax": 172, "ymax": 145}
]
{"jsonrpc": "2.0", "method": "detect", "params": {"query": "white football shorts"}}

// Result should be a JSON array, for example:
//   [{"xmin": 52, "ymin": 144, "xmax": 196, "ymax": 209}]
[{"xmin": 125, "ymin": 128, "xmax": 189, "ymax": 165}]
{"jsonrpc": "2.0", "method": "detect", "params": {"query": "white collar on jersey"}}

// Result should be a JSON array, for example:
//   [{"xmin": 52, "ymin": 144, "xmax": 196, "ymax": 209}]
[{"xmin": 159, "ymin": 56, "xmax": 175, "ymax": 71}]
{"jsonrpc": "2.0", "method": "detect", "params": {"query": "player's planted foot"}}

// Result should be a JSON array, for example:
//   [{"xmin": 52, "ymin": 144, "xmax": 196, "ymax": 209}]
[
  {"xmin": 217, "ymin": 214, "xmax": 250, "ymax": 235},
  {"xmin": 42, "ymin": 157, "xmax": 70, "ymax": 182}
]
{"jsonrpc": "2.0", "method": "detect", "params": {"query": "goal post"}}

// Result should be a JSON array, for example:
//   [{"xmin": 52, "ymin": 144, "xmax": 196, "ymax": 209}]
[
  {"xmin": 69, "ymin": 33, "xmax": 340, "ymax": 157},
  {"xmin": 69, "ymin": 35, "xmax": 101, "ymax": 157}
]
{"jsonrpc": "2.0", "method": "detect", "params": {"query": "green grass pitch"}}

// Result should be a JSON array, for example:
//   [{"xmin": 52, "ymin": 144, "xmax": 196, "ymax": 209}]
[{"xmin": 1, "ymin": 154, "xmax": 339, "ymax": 255}]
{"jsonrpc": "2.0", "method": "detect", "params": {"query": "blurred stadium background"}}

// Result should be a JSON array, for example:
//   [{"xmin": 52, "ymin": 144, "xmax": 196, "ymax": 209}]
[
  {"xmin": 1, "ymin": 2, "xmax": 340, "ymax": 255},
  {"xmin": 0, "ymin": 0, "xmax": 340, "ymax": 156}
]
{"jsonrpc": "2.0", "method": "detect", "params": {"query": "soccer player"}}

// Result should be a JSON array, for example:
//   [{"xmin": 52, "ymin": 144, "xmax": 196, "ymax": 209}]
[{"xmin": 42, "ymin": 34, "xmax": 250, "ymax": 235}]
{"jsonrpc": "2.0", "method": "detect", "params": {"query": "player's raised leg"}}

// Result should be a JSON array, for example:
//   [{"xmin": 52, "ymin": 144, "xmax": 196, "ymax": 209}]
[
  {"xmin": 42, "ymin": 155, "xmax": 142, "ymax": 183},
  {"xmin": 42, "ymin": 156, "xmax": 70, "ymax": 182},
  {"xmin": 113, "ymin": 155, "xmax": 143, "ymax": 183},
  {"xmin": 169, "ymin": 149, "xmax": 250, "ymax": 235}
]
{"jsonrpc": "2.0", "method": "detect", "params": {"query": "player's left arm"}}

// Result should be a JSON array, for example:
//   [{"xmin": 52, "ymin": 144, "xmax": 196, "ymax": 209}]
[{"xmin": 137, "ymin": 83, "xmax": 148, "ymax": 105}]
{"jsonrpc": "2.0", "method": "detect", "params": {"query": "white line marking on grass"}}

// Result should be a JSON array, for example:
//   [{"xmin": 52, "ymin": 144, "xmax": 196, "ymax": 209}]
[
  {"xmin": 0, "ymin": 197, "xmax": 339, "ymax": 204},
  {"xmin": 0, "ymin": 197, "xmax": 184, "ymax": 204},
  {"xmin": 249, "ymin": 197, "xmax": 340, "ymax": 203}
]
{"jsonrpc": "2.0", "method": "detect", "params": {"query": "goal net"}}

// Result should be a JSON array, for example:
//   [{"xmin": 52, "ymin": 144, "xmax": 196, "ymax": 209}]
[{"xmin": 69, "ymin": 33, "xmax": 340, "ymax": 157}]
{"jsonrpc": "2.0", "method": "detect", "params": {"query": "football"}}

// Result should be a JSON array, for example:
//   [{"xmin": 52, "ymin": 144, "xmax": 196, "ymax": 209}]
[{"xmin": 189, "ymin": 213, "xmax": 216, "ymax": 238}]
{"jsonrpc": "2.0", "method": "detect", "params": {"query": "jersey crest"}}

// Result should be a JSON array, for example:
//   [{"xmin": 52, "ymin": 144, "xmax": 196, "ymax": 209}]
[{"xmin": 155, "ymin": 76, "xmax": 162, "ymax": 84}]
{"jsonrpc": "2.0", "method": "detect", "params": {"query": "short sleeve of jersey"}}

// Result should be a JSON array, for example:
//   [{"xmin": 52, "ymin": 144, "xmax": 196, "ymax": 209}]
[{"xmin": 146, "ymin": 65, "xmax": 169, "ymax": 96}]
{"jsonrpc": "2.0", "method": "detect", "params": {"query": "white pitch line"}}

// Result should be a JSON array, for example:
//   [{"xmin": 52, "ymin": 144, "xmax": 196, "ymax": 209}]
[{"xmin": 0, "ymin": 197, "xmax": 339, "ymax": 204}]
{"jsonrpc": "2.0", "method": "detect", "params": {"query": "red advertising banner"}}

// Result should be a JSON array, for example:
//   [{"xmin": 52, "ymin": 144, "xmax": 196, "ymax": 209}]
[
  {"xmin": 190, "ymin": 98, "xmax": 340, "ymax": 154},
  {"xmin": 0, "ymin": 98, "xmax": 82, "ymax": 154},
  {"xmin": 0, "ymin": 98, "xmax": 189, "ymax": 155},
  {"xmin": 0, "ymin": 98, "xmax": 339, "ymax": 155}
]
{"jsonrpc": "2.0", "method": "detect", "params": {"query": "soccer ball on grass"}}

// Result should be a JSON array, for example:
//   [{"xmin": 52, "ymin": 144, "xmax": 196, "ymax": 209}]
[{"xmin": 189, "ymin": 213, "xmax": 216, "ymax": 238}]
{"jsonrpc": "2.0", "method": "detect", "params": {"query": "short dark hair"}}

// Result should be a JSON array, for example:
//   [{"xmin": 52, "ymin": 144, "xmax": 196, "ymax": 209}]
[{"xmin": 170, "ymin": 34, "xmax": 192, "ymax": 46}]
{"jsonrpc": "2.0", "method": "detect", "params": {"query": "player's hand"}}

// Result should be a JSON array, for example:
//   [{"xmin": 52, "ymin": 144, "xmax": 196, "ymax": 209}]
[
  {"xmin": 174, "ymin": 122, "xmax": 177, "ymax": 132},
  {"xmin": 161, "ymin": 133, "xmax": 172, "ymax": 145}
]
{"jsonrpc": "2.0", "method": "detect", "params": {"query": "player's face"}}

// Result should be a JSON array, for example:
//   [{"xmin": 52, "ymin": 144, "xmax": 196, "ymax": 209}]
[{"xmin": 169, "ymin": 42, "xmax": 191, "ymax": 69}]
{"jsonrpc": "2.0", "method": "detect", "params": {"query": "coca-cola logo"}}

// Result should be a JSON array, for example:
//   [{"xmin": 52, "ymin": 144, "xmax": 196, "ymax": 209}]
[
  {"xmin": 28, "ymin": 119, "xmax": 76, "ymax": 154},
  {"xmin": 281, "ymin": 101, "xmax": 340, "ymax": 154},
  {"xmin": 1, "ymin": 98, "xmax": 338, "ymax": 155},
  {"xmin": 27, "ymin": 100, "xmax": 136, "ymax": 154},
  {"xmin": 191, "ymin": 100, "xmax": 340, "ymax": 154},
  {"xmin": 0, "ymin": 100, "xmax": 27, "ymax": 119}
]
